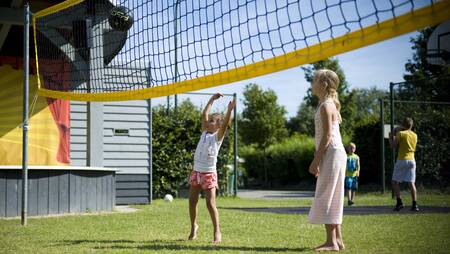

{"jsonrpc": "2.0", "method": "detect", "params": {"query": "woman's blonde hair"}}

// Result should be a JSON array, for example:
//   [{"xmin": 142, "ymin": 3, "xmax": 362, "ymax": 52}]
[{"xmin": 313, "ymin": 69, "xmax": 341, "ymax": 111}]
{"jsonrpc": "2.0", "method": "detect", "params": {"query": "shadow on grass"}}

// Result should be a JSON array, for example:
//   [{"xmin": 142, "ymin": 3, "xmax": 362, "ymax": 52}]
[{"xmin": 59, "ymin": 239, "xmax": 309, "ymax": 252}]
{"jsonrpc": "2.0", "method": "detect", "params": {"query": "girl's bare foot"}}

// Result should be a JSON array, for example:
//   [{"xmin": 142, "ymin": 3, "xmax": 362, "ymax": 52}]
[
  {"xmin": 314, "ymin": 242, "xmax": 339, "ymax": 252},
  {"xmin": 213, "ymin": 231, "xmax": 221, "ymax": 244},
  {"xmin": 188, "ymin": 224, "xmax": 198, "ymax": 240}
]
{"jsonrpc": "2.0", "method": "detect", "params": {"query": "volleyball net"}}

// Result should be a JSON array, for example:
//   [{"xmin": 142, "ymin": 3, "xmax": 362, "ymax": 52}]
[{"xmin": 33, "ymin": 0, "xmax": 450, "ymax": 101}]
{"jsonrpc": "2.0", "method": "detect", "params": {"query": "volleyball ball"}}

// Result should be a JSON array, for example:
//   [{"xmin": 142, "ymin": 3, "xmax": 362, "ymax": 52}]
[
  {"xmin": 108, "ymin": 6, "xmax": 134, "ymax": 31},
  {"xmin": 164, "ymin": 194, "xmax": 174, "ymax": 202}
]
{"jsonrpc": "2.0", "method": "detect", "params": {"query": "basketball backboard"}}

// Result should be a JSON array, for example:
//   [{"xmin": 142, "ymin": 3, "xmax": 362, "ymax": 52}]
[
  {"xmin": 426, "ymin": 20, "xmax": 450, "ymax": 66},
  {"xmin": 384, "ymin": 124, "xmax": 400, "ymax": 139}
]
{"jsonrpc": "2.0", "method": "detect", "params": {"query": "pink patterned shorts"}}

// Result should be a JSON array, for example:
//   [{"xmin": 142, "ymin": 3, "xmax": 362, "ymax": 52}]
[{"xmin": 188, "ymin": 171, "xmax": 218, "ymax": 190}]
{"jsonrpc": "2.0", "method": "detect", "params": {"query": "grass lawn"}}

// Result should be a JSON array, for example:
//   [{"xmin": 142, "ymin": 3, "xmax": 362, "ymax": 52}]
[{"xmin": 1, "ymin": 192, "xmax": 449, "ymax": 254}]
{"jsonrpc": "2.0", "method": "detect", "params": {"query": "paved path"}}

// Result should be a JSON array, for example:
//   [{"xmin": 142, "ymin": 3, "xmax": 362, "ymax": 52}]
[
  {"xmin": 237, "ymin": 189, "xmax": 314, "ymax": 199},
  {"xmin": 224, "ymin": 206, "xmax": 450, "ymax": 215},
  {"xmin": 234, "ymin": 190, "xmax": 450, "ymax": 215},
  {"xmin": 115, "ymin": 205, "xmax": 139, "ymax": 213}
]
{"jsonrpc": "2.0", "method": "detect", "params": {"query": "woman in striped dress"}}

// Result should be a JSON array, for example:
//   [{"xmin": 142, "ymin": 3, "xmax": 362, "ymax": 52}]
[{"xmin": 308, "ymin": 69, "xmax": 347, "ymax": 252}]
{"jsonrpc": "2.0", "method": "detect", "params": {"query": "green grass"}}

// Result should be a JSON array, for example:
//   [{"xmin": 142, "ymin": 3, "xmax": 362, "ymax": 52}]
[{"xmin": 1, "ymin": 192, "xmax": 450, "ymax": 254}]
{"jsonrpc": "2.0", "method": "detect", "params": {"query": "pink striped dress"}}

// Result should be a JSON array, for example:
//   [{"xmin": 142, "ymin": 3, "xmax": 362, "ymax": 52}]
[{"xmin": 308, "ymin": 99, "xmax": 347, "ymax": 225}]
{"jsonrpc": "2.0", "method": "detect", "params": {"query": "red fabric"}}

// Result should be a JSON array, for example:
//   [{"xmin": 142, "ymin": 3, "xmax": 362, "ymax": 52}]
[
  {"xmin": 40, "ymin": 59, "xmax": 71, "ymax": 164},
  {"xmin": 1, "ymin": 56, "xmax": 71, "ymax": 164},
  {"xmin": 0, "ymin": 56, "xmax": 37, "ymax": 73},
  {"xmin": 188, "ymin": 171, "xmax": 218, "ymax": 190},
  {"xmin": 46, "ymin": 98, "xmax": 70, "ymax": 163}
]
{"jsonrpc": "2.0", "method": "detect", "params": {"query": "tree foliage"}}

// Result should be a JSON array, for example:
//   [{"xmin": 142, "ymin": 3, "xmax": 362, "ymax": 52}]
[
  {"xmin": 404, "ymin": 27, "xmax": 449, "ymax": 82},
  {"xmin": 240, "ymin": 135, "xmax": 315, "ymax": 186},
  {"xmin": 239, "ymin": 84, "xmax": 288, "ymax": 148},
  {"xmin": 286, "ymin": 101, "xmax": 315, "ymax": 136},
  {"xmin": 393, "ymin": 26, "xmax": 450, "ymax": 185},
  {"xmin": 301, "ymin": 58, "xmax": 350, "ymax": 107},
  {"xmin": 152, "ymin": 100, "xmax": 232, "ymax": 197}
]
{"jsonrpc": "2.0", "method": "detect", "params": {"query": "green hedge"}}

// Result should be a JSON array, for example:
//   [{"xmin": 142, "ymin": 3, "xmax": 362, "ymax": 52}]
[
  {"xmin": 351, "ymin": 120, "xmax": 382, "ymax": 185},
  {"xmin": 152, "ymin": 101, "xmax": 232, "ymax": 198},
  {"xmin": 240, "ymin": 135, "xmax": 315, "ymax": 185}
]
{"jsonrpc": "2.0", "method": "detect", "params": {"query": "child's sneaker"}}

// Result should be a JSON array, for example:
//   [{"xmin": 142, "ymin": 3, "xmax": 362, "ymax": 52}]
[
  {"xmin": 348, "ymin": 200, "xmax": 354, "ymax": 206},
  {"xmin": 393, "ymin": 198, "xmax": 404, "ymax": 211},
  {"xmin": 411, "ymin": 201, "xmax": 419, "ymax": 212},
  {"xmin": 393, "ymin": 203, "xmax": 404, "ymax": 211}
]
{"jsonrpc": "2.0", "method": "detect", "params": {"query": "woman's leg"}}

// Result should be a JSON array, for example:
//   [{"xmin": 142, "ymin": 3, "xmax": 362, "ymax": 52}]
[
  {"xmin": 314, "ymin": 224, "xmax": 339, "ymax": 251},
  {"xmin": 336, "ymin": 224, "xmax": 345, "ymax": 250},
  {"xmin": 205, "ymin": 188, "xmax": 221, "ymax": 243},
  {"xmin": 188, "ymin": 186, "xmax": 201, "ymax": 240}
]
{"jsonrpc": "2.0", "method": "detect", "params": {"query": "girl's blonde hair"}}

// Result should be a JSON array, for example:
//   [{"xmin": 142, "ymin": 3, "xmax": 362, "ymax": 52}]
[
  {"xmin": 210, "ymin": 113, "xmax": 224, "ymax": 124},
  {"xmin": 313, "ymin": 69, "xmax": 341, "ymax": 111}
]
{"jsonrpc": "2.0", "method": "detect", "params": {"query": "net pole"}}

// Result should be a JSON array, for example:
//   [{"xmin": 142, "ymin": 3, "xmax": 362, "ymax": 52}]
[
  {"xmin": 149, "ymin": 98, "xmax": 153, "ymax": 204},
  {"xmin": 379, "ymin": 98, "xmax": 385, "ymax": 194},
  {"xmin": 389, "ymin": 82, "xmax": 395, "ymax": 198},
  {"xmin": 233, "ymin": 93, "xmax": 238, "ymax": 196},
  {"xmin": 147, "ymin": 64, "xmax": 153, "ymax": 204},
  {"xmin": 21, "ymin": 3, "xmax": 30, "ymax": 226}
]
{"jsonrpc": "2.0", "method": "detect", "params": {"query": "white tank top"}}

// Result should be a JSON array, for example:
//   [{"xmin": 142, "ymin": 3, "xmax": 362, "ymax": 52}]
[
  {"xmin": 314, "ymin": 99, "xmax": 344, "ymax": 151},
  {"xmin": 193, "ymin": 131, "xmax": 222, "ymax": 172}
]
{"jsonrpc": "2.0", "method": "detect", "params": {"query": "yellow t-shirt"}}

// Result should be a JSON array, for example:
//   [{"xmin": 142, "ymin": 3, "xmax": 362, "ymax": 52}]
[
  {"xmin": 397, "ymin": 130, "xmax": 417, "ymax": 160},
  {"xmin": 346, "ymin": 153, "xmax": 360, "ymax": 177}
]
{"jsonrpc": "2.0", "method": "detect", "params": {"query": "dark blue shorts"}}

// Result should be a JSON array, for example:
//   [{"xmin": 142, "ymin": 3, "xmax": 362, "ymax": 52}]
[{"xmin": 345, "ymin": 176, "xmax": 358, "ymax": 190}]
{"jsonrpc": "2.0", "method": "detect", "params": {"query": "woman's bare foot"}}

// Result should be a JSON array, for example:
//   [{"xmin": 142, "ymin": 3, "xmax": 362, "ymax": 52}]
[
  {"xmin": 188, "ymin": 224, "xmax": 198, "ymax": 240},
  {"xmin": 213, "ymin": 231, "xmax": 221, "ymax": 244},
  {"xmin": 336, "ymin": 240, "xmax": 345, "ymax": 250},
  {"xmin": 314, "ymin": 242, "xmax": 339, "ymax": 252}
]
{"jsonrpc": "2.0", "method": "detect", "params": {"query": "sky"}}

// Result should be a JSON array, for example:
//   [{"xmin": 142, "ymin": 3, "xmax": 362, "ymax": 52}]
[
  {"xmin": 111, "ymin": 0, "xmax": 431, "ymax": 118},
  {"xmin": 149, "ymin": 31, "xmax": 418, "ymax": 118}
]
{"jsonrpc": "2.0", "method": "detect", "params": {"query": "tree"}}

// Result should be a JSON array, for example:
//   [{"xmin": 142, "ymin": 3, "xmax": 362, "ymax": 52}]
[
  {"xmin": 286, "ymin": 102, "xmax": 315, "ymax": 136},
  {"xmin": 239, "ymin": 83, "xmax": 288, "ymax": 147},
  {"xmin": 404, "ymin": 27, "xmax": 449, "ymax": 82},
  {"xmin": 287, "ymin": 86, "xmax": 386, "ymax": 136},
  {"xmin": 302, "ymin": 58, "xmax": 350, "ymax": 107},
  {"xmin": 402, "ymin": 27, "xmax": 450, "ymax": 102},
  {"xmin": 349, "ymin": 87, "xmax": 387, "ymax": 125},
  {"xmin": 396, "ymin": 27, "xmax": 450, "ymax": 185},
  {"xmin": 239, "ymin": 83, "xmax": 288, "ymax": 186}
]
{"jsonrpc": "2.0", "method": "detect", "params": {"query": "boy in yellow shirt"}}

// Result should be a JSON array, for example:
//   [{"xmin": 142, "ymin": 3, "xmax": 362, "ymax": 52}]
[
  {"xmin": 345, "ymin": 143, "xmax": 360, "ymax": 206},
  {"xmin": 389, "ymin": 117, "xmax": 419, "ymax": 212}
]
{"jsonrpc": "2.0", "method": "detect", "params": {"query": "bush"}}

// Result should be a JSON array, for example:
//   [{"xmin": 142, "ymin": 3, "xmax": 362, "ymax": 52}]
[
  {"xmin": 351, "ymin": 120, "xmax": 383, "ymax": 185},
  {"xmin": 240, "ymin": 135, "xmax": 315, "ymax": 186},
  {"xmin": 152, "ymin": 101, "xmax": 232, "ymax": 197}
]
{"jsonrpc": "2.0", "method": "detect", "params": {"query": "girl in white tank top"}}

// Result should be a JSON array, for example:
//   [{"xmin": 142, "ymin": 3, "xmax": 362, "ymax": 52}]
[
  {"xmin": 188, "ymin": 93, "xmax": 236, "ymax": 244},
  {"xmin": 193, "ymin": 131, "xmax": 222, "ymax": 172}
]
